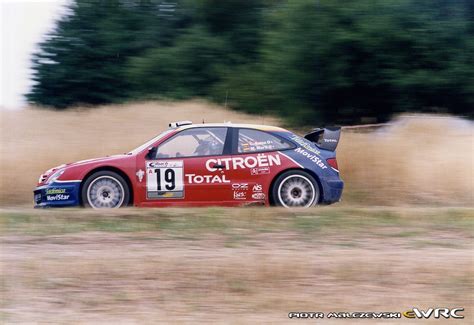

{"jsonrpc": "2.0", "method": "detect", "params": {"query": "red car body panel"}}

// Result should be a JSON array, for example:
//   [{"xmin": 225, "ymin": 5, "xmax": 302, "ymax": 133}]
[{"xmin": 35, "ymin": 125, "xmax": 303, "ymax": 207}]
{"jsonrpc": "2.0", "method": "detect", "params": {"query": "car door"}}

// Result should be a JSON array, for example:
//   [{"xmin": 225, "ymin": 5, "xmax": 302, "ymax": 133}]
[
  {"xmin": 137, "ymin": 127, "xmax": 234, "ymax": 207},
  {"xmin": 225, "ymin": 128, "xmax": 295, "ymax": 204}
]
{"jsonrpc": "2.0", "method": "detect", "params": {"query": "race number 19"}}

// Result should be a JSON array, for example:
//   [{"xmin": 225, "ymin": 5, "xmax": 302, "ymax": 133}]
[
  {"xmin": 154, "ymin": 168, "xmax": 176, "ymax": 191},
  {"xmin": 146, "ymin": 161, "xmax": 184, "ymax": 199}
]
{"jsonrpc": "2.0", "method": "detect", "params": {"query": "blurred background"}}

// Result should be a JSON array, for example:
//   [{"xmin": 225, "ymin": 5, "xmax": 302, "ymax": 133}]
[
  {"xmin": 6, "ymin": 0, "xmax": 474, "ymax": 125},
  {"xmin": 0, "ymin": 0, "xmax": 473, "ymax": 323}
]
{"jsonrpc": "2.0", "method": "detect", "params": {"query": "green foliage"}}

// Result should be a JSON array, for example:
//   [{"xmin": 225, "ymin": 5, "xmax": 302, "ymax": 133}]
[
  {"xmin": 27, "ymin": 0, "xmax": 473, "ymax": 124},
  {"xmin": 224, "ymin": 0, "xmax": 474, "ymax": 124},
  {"xmin": 128, "ymin": 27, "xmax": 226, "ymax": 99},
  {"xmin": 27, "ymin": 0, "xmax": 193, "ymax": 108}
]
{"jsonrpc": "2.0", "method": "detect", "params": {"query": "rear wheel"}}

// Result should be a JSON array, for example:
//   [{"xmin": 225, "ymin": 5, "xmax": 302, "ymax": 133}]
[
  {"xmin": 82, "ymin": 171, "xmax": 130, "ymax": 209},
  {"xmin": 271, "ymin": 170, "xmax": 319, "ymax": 208}
]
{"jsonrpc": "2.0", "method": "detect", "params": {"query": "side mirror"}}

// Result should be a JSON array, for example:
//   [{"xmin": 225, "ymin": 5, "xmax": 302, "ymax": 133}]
[{"xmin": 146, "ymin": 146, "xmax": 157, "ymax": 160}]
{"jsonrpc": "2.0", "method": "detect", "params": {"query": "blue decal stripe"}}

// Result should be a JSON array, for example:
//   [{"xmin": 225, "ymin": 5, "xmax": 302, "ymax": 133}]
[{"xmin": 278, "ymin": 151, "xmax": 303, "ymax": 168}]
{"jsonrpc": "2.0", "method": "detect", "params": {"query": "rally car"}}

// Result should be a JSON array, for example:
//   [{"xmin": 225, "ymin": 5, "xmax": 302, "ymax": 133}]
[{"xmin": 34, "ymin": 121, "xmax": 343, "ymax": 208}]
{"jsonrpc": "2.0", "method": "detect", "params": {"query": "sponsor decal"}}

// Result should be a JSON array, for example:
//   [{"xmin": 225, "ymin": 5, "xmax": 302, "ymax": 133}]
[
  {"xmin": 251, "ymin": 192, "xmax": 265, "ymax": 200},
  {"xmin": 232, "ymin": 183, "xmax": 250, "ymax": 200},
  {"xmin": 250, "ymin": 167, "xmax": 270, "ymax": 175},
  {"xmin": 148, "ymin": 192, "xmax": 184, "ymax": 199},
  {"xmin": 186, "ymin": 174, "xmax": 230, "ymax": 184},
  {"xmin": 232, "ymin": 183, "xmax": 248, "ymax": 190},
  {"xmin": 290, "ymin": 135, "xmax": 321, "ymax": 155},
  {"xmin": 46, "ymin": 188, "xmax": 66, "ymax": 195},
  {"xmin": 206, "ymin": 153, "xmax": 281, "ymax": 172},
  {"xmin": 233, "ymin": 191, "xmax": 246, "ymax": 200},
  {"xmin": 147, "ymin": 161, "xmax": 183, "ymax": 168},
  {"xmin": 46, "ymin": 194, "xmax": 70, "ymax": 201},
  {"xmin": 252, "ymin": 184, "xmax": 262, "ymax": 192},
  {"xmin": 294, "ymin": 147, "xmax": 327, "ymax": 169},
  {"xmin": 160, "ymin": 192, "xmax": 179, "ymax": 198},
  {"xmin": 136, "ymin": 169, "xmax": 144, "ymax": 182}
]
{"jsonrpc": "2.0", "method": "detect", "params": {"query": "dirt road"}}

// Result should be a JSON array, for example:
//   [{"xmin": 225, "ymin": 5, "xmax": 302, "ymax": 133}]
[{"xmin": 1, "ymin": 207, "xmax": 472, "ymax": 323}]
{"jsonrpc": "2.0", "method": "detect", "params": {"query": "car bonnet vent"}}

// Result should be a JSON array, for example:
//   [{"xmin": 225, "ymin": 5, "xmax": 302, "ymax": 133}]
[{"xmin": 169, "ymin": 121, "xmax": 193, "ymax": 128}]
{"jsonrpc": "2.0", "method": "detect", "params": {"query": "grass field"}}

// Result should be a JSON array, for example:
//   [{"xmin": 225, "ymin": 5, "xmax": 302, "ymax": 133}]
[{"xmin": 1, "ymin": 207, "xmax": 473, "ymax": 323}]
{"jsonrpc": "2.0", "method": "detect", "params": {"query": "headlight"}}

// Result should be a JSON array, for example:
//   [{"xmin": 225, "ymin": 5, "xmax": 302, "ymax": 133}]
[
  {"xmin": 47, "ymin": 169, "xmax": 65, "ymax": 184},
  {"xmin": 38, "ymin": 174, "xmax": 48, "ymax": 184}
]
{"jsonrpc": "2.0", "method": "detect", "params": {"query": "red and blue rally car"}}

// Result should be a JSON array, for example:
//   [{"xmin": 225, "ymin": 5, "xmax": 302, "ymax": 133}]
[{"xmin": 34, "ymin": 121, "xmax": 343, "ymax": 208}]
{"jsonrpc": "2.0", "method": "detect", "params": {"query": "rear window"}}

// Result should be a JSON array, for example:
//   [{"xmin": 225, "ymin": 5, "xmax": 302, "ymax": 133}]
[{"xmin": 237, "ymin": 129, "xmax": 293, "ymax": 153}]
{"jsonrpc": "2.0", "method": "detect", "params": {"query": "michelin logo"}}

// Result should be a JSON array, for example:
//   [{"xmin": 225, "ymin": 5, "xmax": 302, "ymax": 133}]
[{"xmin": 252, "ymin": 192, "xmax": 265, "ymax": 200}]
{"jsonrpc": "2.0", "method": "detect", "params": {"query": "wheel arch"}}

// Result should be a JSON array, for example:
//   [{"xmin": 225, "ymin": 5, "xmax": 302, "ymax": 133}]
[
  {"xmin": 79, "ymin": 166, "xmax": 134, "ymax": 206},
  {"xmin": 268, "ymin": 168, "xmax": 323, "ymax": 205}
]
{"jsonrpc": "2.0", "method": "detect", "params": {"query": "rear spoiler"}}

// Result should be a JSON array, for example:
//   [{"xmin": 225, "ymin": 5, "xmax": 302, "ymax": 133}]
[{"xmin": 304, "ymin": 127, "xmax": 341, "ymax": 151}]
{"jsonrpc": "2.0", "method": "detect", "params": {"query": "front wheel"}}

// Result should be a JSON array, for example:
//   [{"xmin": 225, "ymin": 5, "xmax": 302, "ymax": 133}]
[
  {"xmin": 82, "ymin": 171, "xmax": 130, "ymax": 209},
  {"xmin": 271, "ymin": 170, "xmax": 319, "ymax": 208}
]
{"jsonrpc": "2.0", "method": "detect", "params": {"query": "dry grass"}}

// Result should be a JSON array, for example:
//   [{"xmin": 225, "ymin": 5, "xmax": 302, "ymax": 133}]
[
  {"xmin": 0, "ymin": 101, "xmax": 279, "ymax": 206},
  {"xmin": 338, "ymin": 115, "xmax": 473, "ymax": 205},
  {"xmin": 0, "ymin": 101, "xmax": 472, "ymax": 206},
  {"xmin": 1, "ymin": 207, "xmax": 473, "ymax": 323}
]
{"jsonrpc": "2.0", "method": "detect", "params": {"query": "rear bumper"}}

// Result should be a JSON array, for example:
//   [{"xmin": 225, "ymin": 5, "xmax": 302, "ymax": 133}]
[
  {"xmin": 34, "ymin": 181, "xmax": 81, "ymax": 208},
  {"xmin": 320, "ymin": 177, "xmax": 344, "ymax": 204}
]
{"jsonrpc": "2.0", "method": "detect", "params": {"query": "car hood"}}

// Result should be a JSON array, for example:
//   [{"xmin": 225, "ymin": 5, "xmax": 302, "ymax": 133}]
[
  {"xmin": 64, "ymin": 154, "xmax": 129, "ymax": 168},
  {"xmin": 39, "ymin": 154, "xmax": 130, "ymax": 185}
]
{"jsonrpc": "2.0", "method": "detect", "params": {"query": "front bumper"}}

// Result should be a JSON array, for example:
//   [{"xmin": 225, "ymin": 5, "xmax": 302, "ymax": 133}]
[{"xmin": 34, "ymin": 181, "xmax": 82, "ymax": 208}]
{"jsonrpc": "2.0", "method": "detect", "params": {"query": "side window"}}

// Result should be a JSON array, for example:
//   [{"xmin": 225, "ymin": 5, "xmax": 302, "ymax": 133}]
[
  {"xmin": 238, "ymin": 129, "xmax": 293, "ymax": 153},
  {"xmin": 155, "ymin": 128, "xmax": 227, "ymax": 159}
]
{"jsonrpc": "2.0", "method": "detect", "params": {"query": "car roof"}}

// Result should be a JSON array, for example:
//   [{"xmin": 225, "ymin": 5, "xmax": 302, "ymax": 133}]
[{"xmin": 176, "ymin": 123, "xmax": 288, "ymax": 133}]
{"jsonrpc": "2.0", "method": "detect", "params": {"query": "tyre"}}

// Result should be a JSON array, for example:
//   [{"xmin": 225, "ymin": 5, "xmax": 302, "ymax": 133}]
[
  {"xmin": 82, "ymin": 171, "xmax": 130, "ymax": 208},
  {"xmin": 271, "ymin": 170, "xmax": 319, "ymax": 208}
]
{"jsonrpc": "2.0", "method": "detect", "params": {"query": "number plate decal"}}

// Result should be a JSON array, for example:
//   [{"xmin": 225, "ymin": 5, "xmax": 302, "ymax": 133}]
[{"xmin": 146, "ymin": 160, "xmax": 184, "ymax": 199}]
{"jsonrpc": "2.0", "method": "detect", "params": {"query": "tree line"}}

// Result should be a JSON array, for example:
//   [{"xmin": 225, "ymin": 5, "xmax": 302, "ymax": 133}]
[{"xmin": 27, "ymin": 0, "xmax": 474, "ymax": 125}]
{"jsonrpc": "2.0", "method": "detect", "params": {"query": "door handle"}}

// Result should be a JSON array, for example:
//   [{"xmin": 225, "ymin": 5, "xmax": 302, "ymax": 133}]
[{"xmin": 212, "ymin": 164, "xmax": 226, "ymax": 169}]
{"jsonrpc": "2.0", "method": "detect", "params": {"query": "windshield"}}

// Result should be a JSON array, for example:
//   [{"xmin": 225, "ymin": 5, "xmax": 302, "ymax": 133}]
[{"xmin": 128, "ymin": 129, "xmax": 175, "ymax": 155}]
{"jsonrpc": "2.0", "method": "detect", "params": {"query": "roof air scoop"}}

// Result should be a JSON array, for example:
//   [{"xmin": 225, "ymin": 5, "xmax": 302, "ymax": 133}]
[{"xmin": 169, "ymin": 121, "xmax": 193, "ymax": 128}]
